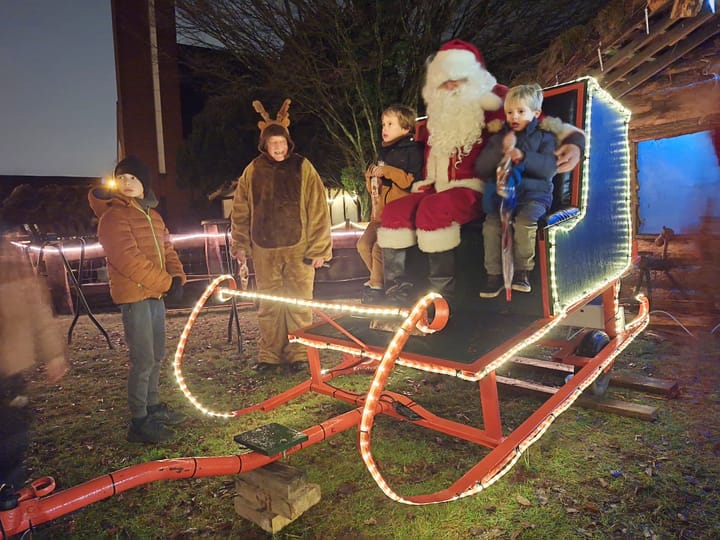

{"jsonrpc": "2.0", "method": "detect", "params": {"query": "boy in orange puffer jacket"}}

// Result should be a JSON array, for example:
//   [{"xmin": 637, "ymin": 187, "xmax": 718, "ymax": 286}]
[{"xmin": 89, "ymin": 156, "xmax": 187, "ymax": 444}]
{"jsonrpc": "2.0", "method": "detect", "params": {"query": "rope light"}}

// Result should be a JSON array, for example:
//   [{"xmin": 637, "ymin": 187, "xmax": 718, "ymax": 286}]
[{"xmin": 172, "ymin": 276, "xmax": 447, "ymax": 417}]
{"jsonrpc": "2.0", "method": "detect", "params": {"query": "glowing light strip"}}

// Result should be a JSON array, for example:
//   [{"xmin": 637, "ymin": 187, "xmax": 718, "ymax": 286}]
[
  {"xmin": 218, "ymin": 287, "xmax": 411, "ymax": 319},
  {"xmin": 173, "ymin": 275, "xmax": 239, "ymax": 418},
  {"xmin": 359, "ymin": 295, "xmax": 649, "ymax": 505},
  {"xmin": 292, "ymin": 291, "xmax": 607, "ymax": 384},
  {"xmin": 11, "ymin": 240, "xmax": 106, "ymax": 258},
  {"xmin": 173, "ymin": 278, "xmax": 442, "ymax": 417},
  {"xmin": 546, "ymin": 77, "xmax": 634, "ymax": 315},
  {"xmin": 173, "ymin": 278, "xmax": 648, "ymax": 504},
  {"xmin": 358, "ymin": 293, "xmax": 450, "ymax": 503},
  {"xmin": 443, "ymin": 295, "xmax": 651, "ymax": 504},
  {"xmin": 11, "ymin": 228, "xmax": 364, "ymax": 258}
]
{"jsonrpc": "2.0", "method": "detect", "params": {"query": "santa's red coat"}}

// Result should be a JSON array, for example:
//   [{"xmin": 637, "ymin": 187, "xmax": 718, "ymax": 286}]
[{"xmin": 377, "ymin": 84, "xmax": 508, "ymax": 254}]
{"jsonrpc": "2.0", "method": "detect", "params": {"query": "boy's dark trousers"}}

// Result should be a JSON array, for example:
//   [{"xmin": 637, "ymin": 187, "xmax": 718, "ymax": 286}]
[
  {"xmin": 120, "ymin": 298, "xmax": 166, "ymax": 419},
  {"xmin": 0, "ymin": 373, "xmax": 31, "ymax": 492}
]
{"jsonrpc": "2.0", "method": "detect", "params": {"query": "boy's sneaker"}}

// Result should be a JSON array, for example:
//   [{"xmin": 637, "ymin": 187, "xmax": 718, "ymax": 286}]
[
  {"xmin": 384, "ymin": 281, "xmax": 415, "ymax": 304},
  {"xmin": 252, "ymin": 362, "xmax": 279, "ymax": 373},
  {"xmin": 361, "ymin": 286, "xmax": 385, "ymax": 304},
  {"xmin": 147, "ymin": 403, "xmax": 187, "ymax": 426},
  {"xmin": 511, "ymin": 271, "xmax": 531, "ymax": 293},
  {"xmin": 127, "ymin": 415, "xmax": 176, "ymax": 444},
  {"xmin": 479, "ymin": 275, "xmax": 504, "ymax": 298}
]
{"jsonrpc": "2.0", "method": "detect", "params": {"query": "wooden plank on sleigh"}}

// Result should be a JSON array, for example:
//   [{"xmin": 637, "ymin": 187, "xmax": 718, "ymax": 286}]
[
  {"xmin": 496, "ymin": 375, "xmax": 658, "ymax": 421},
  {"xmin": 510, "ymin": 356, "xmax": 575, "ymax": 373}
]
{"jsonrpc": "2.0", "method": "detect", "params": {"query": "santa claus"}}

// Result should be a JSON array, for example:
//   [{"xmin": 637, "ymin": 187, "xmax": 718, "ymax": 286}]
[{"xmin": 376, "ymin": 39, "xmax": 583, "ymax": 304}]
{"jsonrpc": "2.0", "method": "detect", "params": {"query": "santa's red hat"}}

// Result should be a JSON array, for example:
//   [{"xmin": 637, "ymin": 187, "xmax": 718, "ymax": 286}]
[
  {"xmin": 423, "ymin": 39, "xmax": 502, "ymax": 111},
  {"xmin": 438, "ymin": 39, "xmax": 485, "ymax": 67}
]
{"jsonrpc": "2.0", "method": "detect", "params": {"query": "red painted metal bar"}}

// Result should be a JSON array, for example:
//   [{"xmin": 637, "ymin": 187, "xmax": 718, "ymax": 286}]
[
  {"xmin": 0, "ymin": 409, "xmax": 364, "ymax": 537},
  {"xmin": 479, "ymin": 372, "xmax": 504, "ymax": 441},
  {"xmin": 602, "ymin": 282, "xmax": 620, "ymax": 338}
]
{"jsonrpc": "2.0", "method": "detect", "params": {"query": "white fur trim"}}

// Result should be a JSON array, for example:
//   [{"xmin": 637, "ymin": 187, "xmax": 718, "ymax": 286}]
[
  {"xmin": 540, "ymin": 116, "xmax": 585, "ymax": 143},
  {"xmin": 487, "ymin": 118, "xmax": 504, "ymax": 133},
  {"xmin": 479, "ymin": 91, "xmax": 503, "ymax": 111},
  {"xmin": 377, "ymin": 227, "xmax": 417, "ymax": 249},
  {"xmin": 424, "ymin": 150, "xmax": 449, "ymax": 185},
  {"xmin": 411, "ymin": 178, "xmax": 436, "ymax": 193},
  {"xmin": 418, "ymin": 223, "xmax": 461, "ymax": 253},
  {"xmin": 423, "ymin": 49, "xmax": 497, "ymax": 101},
  {"xmin": 435, "ymin": 177, "xmax": 483, "ymax": 193}
]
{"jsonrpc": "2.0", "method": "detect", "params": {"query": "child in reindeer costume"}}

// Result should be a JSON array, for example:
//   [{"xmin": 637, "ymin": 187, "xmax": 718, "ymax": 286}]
[{"xmin": 230, "ymin": 99, "xmax": 332, "ymax": 373}]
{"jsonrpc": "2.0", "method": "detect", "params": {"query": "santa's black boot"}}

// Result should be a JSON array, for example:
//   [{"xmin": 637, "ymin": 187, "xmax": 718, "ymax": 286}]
[
  {"xmin": 382, "ymin": 248, "xmax": 414, "ymax": 305},
  {"xmin": 427, "ymin": 250, "xmax": 456, "ymax": 309}
]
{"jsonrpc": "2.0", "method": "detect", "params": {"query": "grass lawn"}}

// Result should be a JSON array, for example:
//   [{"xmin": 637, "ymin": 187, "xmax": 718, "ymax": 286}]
[{"xmin": 19, "ymin": 304, "xmax": 720, "ymax": 539}]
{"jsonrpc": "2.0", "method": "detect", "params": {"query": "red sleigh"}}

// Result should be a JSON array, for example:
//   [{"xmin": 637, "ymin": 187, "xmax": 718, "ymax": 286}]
[{"xmin": 1, "ymin": 77, "xmax": 649, "ymax": 536}]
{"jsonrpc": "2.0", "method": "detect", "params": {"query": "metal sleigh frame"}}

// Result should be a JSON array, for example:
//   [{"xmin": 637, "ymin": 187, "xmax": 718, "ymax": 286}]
[
  {"xmin": 0, "ymin": 277, "xmax": 649, "ymax": 536},
  {"xmin": 0, "ymin": 77, "xmax": 650, "ymax": 536}
]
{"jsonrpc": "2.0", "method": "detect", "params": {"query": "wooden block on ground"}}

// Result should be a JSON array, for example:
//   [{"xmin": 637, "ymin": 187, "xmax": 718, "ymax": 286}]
[
  {"xmin": 239, "ymin": 461, "xmax": 309, "ymax": 500},
  {"xmin": 577, "ymin": 396, "xmax": 658, "ymax": 421},
  {"xmin": 496, "ymin": 375, "xmax": 659, "ymax": 421},
  {"xmin": 510, "ymin": 355, "xmax": 575, "ymax": 373},
  {"xmin": 234, "ymin": 494, "xmax": 293, "ymax": 534},
  {"xmin": 609, "ymin": 372, "xmax": 680, "ymax": 398},
  {"xmin": 235, "ymin": 478, "xmax": 321, "ymax": 520}
]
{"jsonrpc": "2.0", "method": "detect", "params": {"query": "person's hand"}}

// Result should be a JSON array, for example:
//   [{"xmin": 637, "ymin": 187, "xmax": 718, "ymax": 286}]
[
  {"xmin": 165, "ymin": 276, "xmax": 184, "ymax": 305},
  {"xmin": 367, "ymin": 164, "xmax": 384, "ymax": 178},
  {"xmin": 555, "ymin": 143, "xmax": 581, "ymax": 173},
  {"xmin": 235, "ymin": 249, "xmax": 247, "ymax": 267},
  {"xmin": 308, "ymin": 257, "xmax": 326, "ymax": 269},
  {"xmin": 504, "ymin": 147, "xmax": 524, "ymax": 163},
  {"xmin": 46, "ymin": 354, "xmax": 68, "ymax": 382}
]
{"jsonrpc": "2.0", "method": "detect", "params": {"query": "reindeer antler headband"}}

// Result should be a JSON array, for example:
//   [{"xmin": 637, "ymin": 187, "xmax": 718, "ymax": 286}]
[{"xmin": 252, "ymin": 98, "xmax": 292, "ymax": 132}]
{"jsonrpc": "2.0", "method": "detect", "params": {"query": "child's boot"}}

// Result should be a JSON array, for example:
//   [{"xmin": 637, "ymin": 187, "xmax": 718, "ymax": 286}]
[
  {"xmin": 147, "ymin": 402, "xmax": 187, "ymax": 426},
  {"xmin": 127, "ymin": 415, "xmax": 176, "ymax": 443}
]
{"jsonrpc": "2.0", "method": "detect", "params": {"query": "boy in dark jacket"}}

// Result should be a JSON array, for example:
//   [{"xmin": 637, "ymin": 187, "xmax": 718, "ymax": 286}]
[
  {"xmin": 89, "ymin": 156, "xmax": 187, "ymax": 443},
  {"xmin": 357, "ymin": 104, "xmax": 424, "ymax": 303},
  {"xmin": 474, "ymin": 83, "xmax": 557, "ymax": 297}
]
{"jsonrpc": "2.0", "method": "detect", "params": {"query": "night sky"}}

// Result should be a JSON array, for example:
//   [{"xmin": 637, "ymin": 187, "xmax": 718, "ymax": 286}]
[{"xmin": 0, "ymin": 0, "xmax": 117, "ymax": 177}]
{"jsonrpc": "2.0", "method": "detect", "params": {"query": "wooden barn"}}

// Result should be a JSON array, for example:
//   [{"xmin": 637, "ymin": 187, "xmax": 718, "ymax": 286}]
[{"xmin": 530, "ymin": 0, "xmax": 719, "ymax": 326}]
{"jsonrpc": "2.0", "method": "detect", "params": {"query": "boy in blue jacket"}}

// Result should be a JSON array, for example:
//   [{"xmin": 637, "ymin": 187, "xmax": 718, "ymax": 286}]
[{"xmin": 474, "ymin": 83, "xmax": 557, "ymax": 297}]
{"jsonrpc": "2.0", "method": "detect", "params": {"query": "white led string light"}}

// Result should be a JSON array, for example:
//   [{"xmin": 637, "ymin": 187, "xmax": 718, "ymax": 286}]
[
  {"xmin": 172, "ymin": 276, "xmax": 446, "ymax": 417},
  {"xmin": 545, "ymin": 77, "xmax": 633, "ymax": 315},
  {"xmin": 173, "ymin": 275, "xmax": 240, "ymax": 418},
  {"xmin": 10, "ymin": 227, "xmax": 365, "ymax": 260},
  {"xmin": 355, "ymin": 296, "xmax": 649, "ymax": 505}
]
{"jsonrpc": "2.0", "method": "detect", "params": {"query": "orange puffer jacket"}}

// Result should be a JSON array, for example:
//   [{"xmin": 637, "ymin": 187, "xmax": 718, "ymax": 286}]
[{"xmin": 88, "ymin": 188, "xmax": 185, "ymax": 305}]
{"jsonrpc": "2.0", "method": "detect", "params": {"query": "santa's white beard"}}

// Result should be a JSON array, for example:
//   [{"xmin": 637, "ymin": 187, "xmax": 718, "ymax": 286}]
[{"xmin": 425, "ymin": 86, "xmax": 487, "ymax": 157}]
